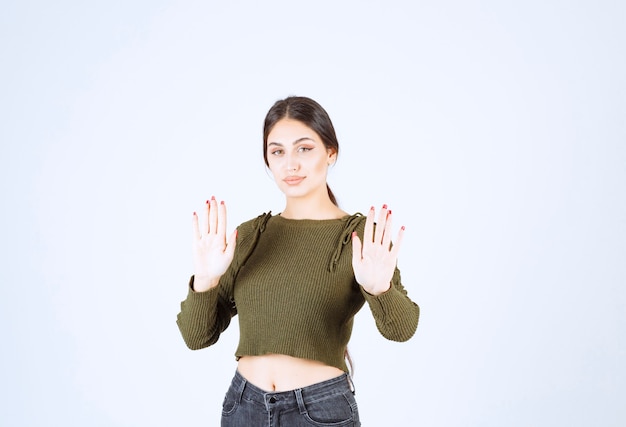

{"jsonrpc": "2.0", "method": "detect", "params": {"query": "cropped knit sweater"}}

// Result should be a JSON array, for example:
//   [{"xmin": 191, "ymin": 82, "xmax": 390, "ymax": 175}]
[{"xmin": 176, "ymin": 212, "xmax": 420, "ymax": 372}]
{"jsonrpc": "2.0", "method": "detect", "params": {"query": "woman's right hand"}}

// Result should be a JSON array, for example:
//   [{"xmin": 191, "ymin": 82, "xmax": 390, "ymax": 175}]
[{"xmin": 191, "ymin": 196, "xmax": 237, "ymax": 292}]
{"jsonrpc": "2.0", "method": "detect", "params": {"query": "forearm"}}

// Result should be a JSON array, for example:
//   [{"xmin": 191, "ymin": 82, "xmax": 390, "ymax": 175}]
[
  {"xmin": 362, "ymin": 285, "xmax": 420, "ymax": 342},
  {"xmin": 176, "ymin": 276, "xmax": 231, "ymax": 349},
  {"xmin": 361, "ymin": 268, "xmax": 420, "ymax": 342}
]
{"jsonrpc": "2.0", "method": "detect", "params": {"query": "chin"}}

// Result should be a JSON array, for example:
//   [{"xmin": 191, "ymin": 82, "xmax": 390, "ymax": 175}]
[{"xmin": 282, "ymin": 190, "xmax": 308, "ymax": 199}]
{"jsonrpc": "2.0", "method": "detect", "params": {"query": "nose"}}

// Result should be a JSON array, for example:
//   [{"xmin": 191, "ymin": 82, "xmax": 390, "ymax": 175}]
[{"xmin": 286, "ymin": 153, "xmax": 299, "ymax": 173}]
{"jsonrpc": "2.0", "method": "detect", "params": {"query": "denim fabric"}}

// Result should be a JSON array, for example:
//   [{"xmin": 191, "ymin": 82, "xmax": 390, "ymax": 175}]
[{"xmin": 221, "ymin": 370, "xmax": 360, "ymax": 427}]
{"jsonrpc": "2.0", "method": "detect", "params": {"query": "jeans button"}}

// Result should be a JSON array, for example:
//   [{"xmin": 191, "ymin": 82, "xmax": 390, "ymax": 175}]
[{"xmin": 268, "ymin": 396, "xmax": 276, "ymax": 403}]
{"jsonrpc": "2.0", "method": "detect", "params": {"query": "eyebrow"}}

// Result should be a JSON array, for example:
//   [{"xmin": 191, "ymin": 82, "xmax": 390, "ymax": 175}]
[{"xmin": 267, "ymin": 137, "xmax": 316, "ymax": 147}]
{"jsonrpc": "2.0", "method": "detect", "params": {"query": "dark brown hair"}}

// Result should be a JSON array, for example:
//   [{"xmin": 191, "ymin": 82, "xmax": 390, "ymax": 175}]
[{"xmin": 263, "ymin": 96, "xmax": 339, "ymax": 206}]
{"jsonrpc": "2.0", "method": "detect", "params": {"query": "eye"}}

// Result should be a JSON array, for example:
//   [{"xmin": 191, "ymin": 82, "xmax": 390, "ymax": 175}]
[
  {"xmin": 298, "ymin": 146, "xmax": 313, "ymax": 153},
  {"xmin": 270, "ymin": 149, "xmax": 284, "ymax": 156}
]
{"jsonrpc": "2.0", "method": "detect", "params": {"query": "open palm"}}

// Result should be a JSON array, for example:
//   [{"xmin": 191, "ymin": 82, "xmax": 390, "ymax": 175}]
[
  {"xmin": 352, "ymin": 205, "xmax": 404, "ymax": 295},
  {"xmin": 191, "ymin": 197, "xmax": 237, "ymax": 292}
]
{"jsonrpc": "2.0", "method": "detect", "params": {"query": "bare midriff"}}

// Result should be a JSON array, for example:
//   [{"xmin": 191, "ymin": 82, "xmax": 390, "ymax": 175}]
[{"xmin": 237, "ymin": 354, "xmax": 345, "ymax": 392}]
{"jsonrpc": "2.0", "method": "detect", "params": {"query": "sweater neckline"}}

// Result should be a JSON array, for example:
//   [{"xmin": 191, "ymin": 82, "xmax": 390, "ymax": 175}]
[{"xmin": 273, "ymin": 213, "xmax": 354, "ymax": 225}]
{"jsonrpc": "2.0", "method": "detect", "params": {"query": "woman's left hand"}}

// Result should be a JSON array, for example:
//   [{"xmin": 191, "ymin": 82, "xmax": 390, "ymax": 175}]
[{"xmin": 352, "ymin": 205, "xmax": 405, "ymax": 295}]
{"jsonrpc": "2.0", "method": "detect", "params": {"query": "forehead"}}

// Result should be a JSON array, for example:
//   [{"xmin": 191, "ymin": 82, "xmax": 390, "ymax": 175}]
[{"xmin": 267, "ymin": 118, "xmax": 321, "ymax": 143}]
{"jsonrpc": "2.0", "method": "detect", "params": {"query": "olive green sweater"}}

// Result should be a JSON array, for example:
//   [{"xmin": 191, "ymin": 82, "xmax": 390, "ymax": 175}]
[{"xmin": 176, "ymin": 212, "xmax": 420, "ymax": 372}]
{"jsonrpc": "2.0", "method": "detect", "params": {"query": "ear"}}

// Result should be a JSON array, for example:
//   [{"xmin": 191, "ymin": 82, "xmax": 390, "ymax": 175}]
[{"xmin": 327, "ymin": 148, "xmax": 337, "ymax": 165}]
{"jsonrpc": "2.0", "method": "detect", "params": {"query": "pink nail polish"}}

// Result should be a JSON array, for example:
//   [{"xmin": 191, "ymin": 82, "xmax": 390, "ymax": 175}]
[
  {"xmin": 382, "ymin": 204, "xmax": 388, "ymax": 209},
  {"xmin": 387, "ymin": 209, "xmax": 392, "ymax": 216},
  {"xmin": 401, "ymin": 225, "xmax": 406, "ymax": 231},
  {"xmin": 352, "ymin": 231, "xmax": 357, "ymax": 237},
  {"xmin": 211, "ymin": 196, "xmax": 216, "ymax": 201},
  {"xmin": 221, "ymin": 200, "xmax": 225, "ymax": 205}
]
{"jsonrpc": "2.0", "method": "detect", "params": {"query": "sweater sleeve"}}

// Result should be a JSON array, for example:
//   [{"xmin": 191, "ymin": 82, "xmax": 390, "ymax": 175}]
[
  {"xmin": 176, "ymin": 274, "xmax": 237, "ymax": 350},
  {"xmin": 360, "ymin": 267, "xmax": 420, "ymax": 342},
  {"xmin": 175, "ymin": 213, "xmax": 269, "ymax": 350}
]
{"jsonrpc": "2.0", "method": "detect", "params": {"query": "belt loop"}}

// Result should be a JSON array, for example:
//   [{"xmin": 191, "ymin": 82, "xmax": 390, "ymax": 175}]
[
  {"xmin": 294, "ymin": 388, "xmax": 307, "ymax": 415},
  {"xmin": 235, "ymin": 372, "xmax": 247, "ymax": 404}
]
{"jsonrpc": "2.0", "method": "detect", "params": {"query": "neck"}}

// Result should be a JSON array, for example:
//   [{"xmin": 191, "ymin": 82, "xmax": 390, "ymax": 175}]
[{"xmin": 281, "ymin": 195, "xmax": 345, "ymax": 220}]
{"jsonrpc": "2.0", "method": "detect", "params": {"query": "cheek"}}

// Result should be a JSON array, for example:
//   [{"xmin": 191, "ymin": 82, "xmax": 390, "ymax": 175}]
[
  {"xmin": 267, "ymin": 160, "xmax": 282, "ymax": 179},
  {"xmin": 314, "ymin": 158, "xmax": 329, "ymax": 174}
]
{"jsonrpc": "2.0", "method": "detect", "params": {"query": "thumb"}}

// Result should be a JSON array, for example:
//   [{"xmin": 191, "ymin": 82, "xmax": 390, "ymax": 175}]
[
  {"xmin": 351, "ymin": 231, "xmax": 362, "ymax": 264},
  {"xmin": 224, "ymin": 229, "xmax": 238, "ymax": 259}
]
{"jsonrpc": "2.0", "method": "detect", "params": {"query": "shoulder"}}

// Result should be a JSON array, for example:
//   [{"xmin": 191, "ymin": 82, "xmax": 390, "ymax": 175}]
[
  {"xmin": 228, "ymin": 212, "xmax": 273, "ymax": 266},
  {"xmin": 236, "ymin": 212, "xmax": 273, "ymax": 239},
  {"xmin": 344, "ymin": 212, "xmax": 366, "ymax": 232}
]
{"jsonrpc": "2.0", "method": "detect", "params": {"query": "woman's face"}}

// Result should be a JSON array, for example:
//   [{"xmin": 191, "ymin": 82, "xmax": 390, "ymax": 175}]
[{"xmin": 266, "ymin": 118, "xmax": 336, "ymax": 201}]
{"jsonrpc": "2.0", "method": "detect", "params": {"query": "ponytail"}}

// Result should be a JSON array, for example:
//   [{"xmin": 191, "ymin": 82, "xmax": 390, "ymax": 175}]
[
  {"xmin": 327, "ymin": 184, "xmax": 338, "ymax": 206},
  {"xmin": 345, "ymin": 348, "xmax": 354, "ymax": 376}
]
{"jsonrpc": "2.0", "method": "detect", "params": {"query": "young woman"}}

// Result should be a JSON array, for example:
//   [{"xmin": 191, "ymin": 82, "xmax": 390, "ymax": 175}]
[{"xmin": 177, "ymin": 96, "xmax": 420, "ymax": 426}]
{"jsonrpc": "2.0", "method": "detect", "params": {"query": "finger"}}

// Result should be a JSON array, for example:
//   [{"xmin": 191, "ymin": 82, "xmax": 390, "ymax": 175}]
[
  {"xmin": 217, "ymin": 200, "xmax": 227, "ymax": 239},
  {"xmin": 382, "ymin": 209, "xmax": 393, "ymax": 250},
  {"xmin": 202, "ymin": 199, "xmax": 210, "ymax": 234},
  {"xmin": 390, "ymin": 225, "xmax": 405, "ymax": 259},
  {"xmin": 192, "ymin": 211, "xmax": 201, "ymax": 240},
  {"xmin": 363, "ymin": 206, "xmax": 375, "ymax": 243},
  {"xmin": 374, "ymin": 204, "xmax": 388, "ymax": 244},
  {"xmin": 224, "ymin": 229, "xmax": 238, "ymax": 260},
  {"xmin": 351, "ymin": 231, "xmax": 363, "ymax": 263},
  {"xmin": 208, "ymin": 196, "xmax": 218, "ymax": 234}
]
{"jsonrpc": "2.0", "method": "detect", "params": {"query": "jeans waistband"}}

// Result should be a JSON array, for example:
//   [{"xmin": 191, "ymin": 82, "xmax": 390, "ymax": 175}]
[{"xmin": 230, "ymin": 370, "xmax": 355, "ymax": 413}]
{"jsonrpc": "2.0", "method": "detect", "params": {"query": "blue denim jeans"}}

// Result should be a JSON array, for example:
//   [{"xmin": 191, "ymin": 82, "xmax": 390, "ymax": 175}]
[{"xmin": 221, "ymin": 370, "xmax": 361, "ymax": 426}]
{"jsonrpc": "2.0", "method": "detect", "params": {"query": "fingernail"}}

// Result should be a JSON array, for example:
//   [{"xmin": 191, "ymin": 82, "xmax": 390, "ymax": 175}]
[
  {"xmin": 370, "ymin": 206, "xmax": 375, "ymax": 211},
  {"xmin": 352, "ymin": 231, "xmax": 357, "ymax": 237},
  {"xmin": 382, "ymin": 204, "xmax": 388, "ymax": 209},
  {"xmin": 211, "ymin": 195, "xmax": 216, "ymax": 201},
  {"xmin": 401, "ymin": 225, "xmax": 406, "ymax": 231},
  {"xmin": 387, "ymin": 209, "xmax": 392, "ymax": 216},
  {"xmin": 206, "ymin": 200, "xmax": 209, "ymax": 204},
  {"xmin": 221, "ymin": 200, "xmax": 225, "ymax": 205},
  {"xmin": 193, "ymin": 211, "xmax": 197, "ymax": 216}
]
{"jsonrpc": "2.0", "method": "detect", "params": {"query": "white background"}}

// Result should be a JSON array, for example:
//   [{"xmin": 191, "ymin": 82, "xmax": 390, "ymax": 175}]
[{"xmin": 1, "ymin": 1, "xmax": 624, "ymax": 426}]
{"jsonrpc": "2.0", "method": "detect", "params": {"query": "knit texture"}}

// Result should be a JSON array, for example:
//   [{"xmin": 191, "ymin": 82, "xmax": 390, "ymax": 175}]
[{"xmin": 176, "ymin": 212, "xmax": 420, "ymax": 372}]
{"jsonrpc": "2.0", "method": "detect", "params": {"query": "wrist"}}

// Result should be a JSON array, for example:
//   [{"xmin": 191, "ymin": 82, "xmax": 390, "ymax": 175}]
[
  {"xmin": 362, "ymin": 281, "xmax": 392, "ymax": 296},
  {"xmin": 192, "ymin": 275, "xmax": 220, "ymax": 292}
]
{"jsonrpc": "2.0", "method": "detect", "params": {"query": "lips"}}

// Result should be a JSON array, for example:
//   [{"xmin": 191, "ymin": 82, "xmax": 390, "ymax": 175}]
[{"xmin": 283, "ymin": 176, "xmax": 305, "ymax": 185}]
